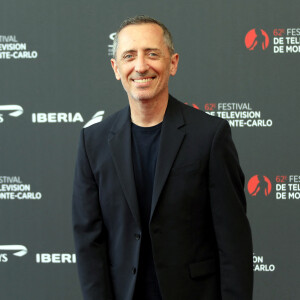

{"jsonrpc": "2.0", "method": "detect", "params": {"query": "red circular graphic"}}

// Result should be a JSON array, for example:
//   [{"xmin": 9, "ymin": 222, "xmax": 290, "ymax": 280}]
[
  {"xmin": 248, "ymin": 175, "xmax": 272, "ymax": 197},
  {"xmin": 245, "ymin": 29, "xmax": 269, "ymax": 51}
]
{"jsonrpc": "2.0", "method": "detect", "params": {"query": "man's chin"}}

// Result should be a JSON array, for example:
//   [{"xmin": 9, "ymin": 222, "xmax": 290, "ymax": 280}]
[{"xmin": 130, "ymin": 93, "xmax": 155, "ymax": 102}]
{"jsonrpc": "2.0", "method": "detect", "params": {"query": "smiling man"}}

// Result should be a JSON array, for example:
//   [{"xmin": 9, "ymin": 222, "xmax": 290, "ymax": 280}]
[
  {"xmin": 73, "ymin": 15, "xmax": 253, "ymax": 300},
  {"xmin": 111, "ymin": 19, "xmax": 178, "ymax": 127}
]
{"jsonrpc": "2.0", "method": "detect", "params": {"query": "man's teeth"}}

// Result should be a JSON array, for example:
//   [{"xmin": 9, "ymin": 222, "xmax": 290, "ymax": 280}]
[{"xmin": 134, "ymin": 78, "xmax": 153, "ymax": 83}]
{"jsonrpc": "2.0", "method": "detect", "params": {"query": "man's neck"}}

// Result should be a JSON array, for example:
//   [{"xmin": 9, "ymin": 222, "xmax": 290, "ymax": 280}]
[{"xmin": 129, "ymin": 94, "xmax": 168, "ymax": 127}]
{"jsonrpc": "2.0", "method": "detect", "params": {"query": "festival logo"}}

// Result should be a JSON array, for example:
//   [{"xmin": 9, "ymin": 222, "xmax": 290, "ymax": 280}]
[
  {"xmin": 245, "ymin": 29, "xmax": 270, "ymax": 51},
  {"xmin": 244, "ymin": 27, "xmax": 300, "ymax": 54},
  {"xmin": 274, "ymin": 175, "xmax": 300, "ymax": 200},
  {"xmin": 0, "ymin": 35, "xmax": 38, "ymax": 59},
  {"xmin": 248, "ymin": 175, "xmax": 272, "ymax": 197},
  {"xmin": 253, "ymin": 253, "xmax": 276, "ymax": 272},
  {"xmin": 185, "ymin": 101, "xmax": 273, "ymax": 128},
  {"xmin": 0, "ymin": 176, "xmax": 42, "ymax": 200},
  {"xmin": 247, "ymin": 175, "xmax": 300, "ymax": 200}
]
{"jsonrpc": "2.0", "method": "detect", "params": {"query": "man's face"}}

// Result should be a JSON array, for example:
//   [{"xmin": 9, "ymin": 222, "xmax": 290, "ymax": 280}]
[{"xmin": 111, "ymin": 23, "xmax": 179, "ymax": 103}]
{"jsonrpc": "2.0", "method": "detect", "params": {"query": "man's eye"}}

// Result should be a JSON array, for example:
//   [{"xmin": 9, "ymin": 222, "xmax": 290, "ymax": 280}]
[
  {"xmin": 124, "ymin": 54, "xmax": 133, "ymax": 59},
  {"xmin": 149, "ymin": 52, "xmax": 158, "ymax": 57}
]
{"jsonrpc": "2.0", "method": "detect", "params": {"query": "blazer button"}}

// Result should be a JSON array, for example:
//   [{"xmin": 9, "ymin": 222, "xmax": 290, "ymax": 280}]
[
  {"xmin": 134, "ymin": 233, "xmax": 141, "ymax": 240},
  {"xmin": 132, "ymin": 267, "xmax": 137, "ymax": 275}
]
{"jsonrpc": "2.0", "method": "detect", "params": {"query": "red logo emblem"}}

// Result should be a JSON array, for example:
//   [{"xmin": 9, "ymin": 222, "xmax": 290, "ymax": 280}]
[
  {"xmin": 184, "ymin": 103, "xmax": 200, "ymax": 110},
  {"xmin": 245, "ymin": 29, "xmax": 269, "ymax": 51},
  {"xmin": 248, "ymin": 175, "xmax": 272, "ymax": 197}
]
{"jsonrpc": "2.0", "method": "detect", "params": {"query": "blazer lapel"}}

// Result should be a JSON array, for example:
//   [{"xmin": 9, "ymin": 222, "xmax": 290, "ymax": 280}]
[
  {"xmin": 108, "ymin": 107, "xmax": 141, "ymax": 229},
  {"xmin": 150, "ymin": 96, "xmax": 186, "ymax": 222}
]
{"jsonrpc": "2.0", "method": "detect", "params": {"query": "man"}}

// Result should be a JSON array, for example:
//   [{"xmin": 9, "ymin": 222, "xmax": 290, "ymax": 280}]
[{"xmin": 72, "ymin": 15, "xmax": 253, "ymax": 300}]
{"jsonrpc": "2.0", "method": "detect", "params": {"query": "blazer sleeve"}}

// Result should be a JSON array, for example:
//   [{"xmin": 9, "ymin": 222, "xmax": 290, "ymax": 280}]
[
  {"xmin": 72, "ymin": 129, "xmax": 114, "ymax": 300},
  {"xmin": 209, "ymin": 120, "xmax": 253, "ymax": 300}
]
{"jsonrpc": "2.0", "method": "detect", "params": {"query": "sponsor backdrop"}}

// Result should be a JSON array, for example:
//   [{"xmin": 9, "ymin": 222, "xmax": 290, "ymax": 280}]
[{"xmin": 1, "ymin": 0, "xmax": 299, "ymax": 299}]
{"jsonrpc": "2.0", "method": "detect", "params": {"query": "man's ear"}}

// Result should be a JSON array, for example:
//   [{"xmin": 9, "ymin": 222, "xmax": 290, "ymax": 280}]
[
  {"xmin": 111, "ymin": 58, "xmax": 121, "ymax": 80},
  {"xmin": 169, "ymin": 53, "xmax": 179, "ymax": 76}
]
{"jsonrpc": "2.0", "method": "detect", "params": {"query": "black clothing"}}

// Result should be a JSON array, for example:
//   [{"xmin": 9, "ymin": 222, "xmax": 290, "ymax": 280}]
[
  {"xmin": 131, "ymin": 122, "xmax": 162, "ymax": 300},
  {"xmin": 72, "ymin": 95, "xmax": 253, "ymax": 300}
]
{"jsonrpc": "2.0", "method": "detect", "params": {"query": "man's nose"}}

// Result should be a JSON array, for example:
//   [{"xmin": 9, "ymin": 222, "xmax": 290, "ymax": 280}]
[{"xmin": 135, "ymin": 55, "xmax": 149, "ymax": 74}]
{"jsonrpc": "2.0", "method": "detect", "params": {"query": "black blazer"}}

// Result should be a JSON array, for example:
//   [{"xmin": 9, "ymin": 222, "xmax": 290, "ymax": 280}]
[{"xmin": 72, "ymin": 95, "xmax": 253, "ymax": 300}]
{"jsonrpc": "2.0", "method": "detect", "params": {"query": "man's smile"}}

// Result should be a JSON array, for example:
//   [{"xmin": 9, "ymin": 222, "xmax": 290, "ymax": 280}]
[{"xmin": 132, "ymin": 77, "xmax": 156, "ymax": 83}]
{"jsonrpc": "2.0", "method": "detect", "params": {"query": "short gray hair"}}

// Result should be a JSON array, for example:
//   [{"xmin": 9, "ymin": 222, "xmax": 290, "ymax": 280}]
[{"xmin": 112, "ymin": 15, "xmax": 175, "ymax": 58}]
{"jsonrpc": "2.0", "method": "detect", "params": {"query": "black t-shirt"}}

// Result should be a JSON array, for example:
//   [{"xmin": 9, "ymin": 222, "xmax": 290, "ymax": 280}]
[{"xmin": 131, "ymin": 122, "xmax": 163, "ymax": 300}]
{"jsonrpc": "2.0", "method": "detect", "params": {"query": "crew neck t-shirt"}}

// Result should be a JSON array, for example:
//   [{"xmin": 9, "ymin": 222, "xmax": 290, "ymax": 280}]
[{"xmin": 131, "ymin": 122, "xmax": 163, "ymax": 300}]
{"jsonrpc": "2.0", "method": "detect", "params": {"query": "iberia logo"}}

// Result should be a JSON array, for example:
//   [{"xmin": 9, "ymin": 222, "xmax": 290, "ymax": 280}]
[
  {"xmin": 248, "ymin": 175, "xmax": 272, "ymax": 197},
  {"xmin": 245, "ymin": 29, "xmax": 270, "ymax": 51}
]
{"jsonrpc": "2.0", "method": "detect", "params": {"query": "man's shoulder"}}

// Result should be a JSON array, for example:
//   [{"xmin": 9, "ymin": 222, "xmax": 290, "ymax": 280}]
[{"xmin": 78, "ymin": 105, "xmax": 129, "ymax": 151}]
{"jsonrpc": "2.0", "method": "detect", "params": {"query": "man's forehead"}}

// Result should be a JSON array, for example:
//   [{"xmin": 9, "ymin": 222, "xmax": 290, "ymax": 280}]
[{"xmin": 118, "ymin": 23, "xmax": 165, "ymax": 46}]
